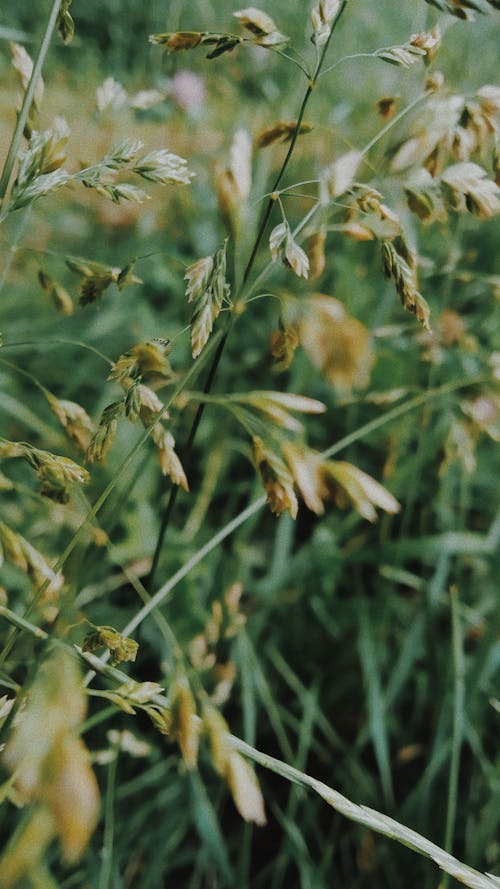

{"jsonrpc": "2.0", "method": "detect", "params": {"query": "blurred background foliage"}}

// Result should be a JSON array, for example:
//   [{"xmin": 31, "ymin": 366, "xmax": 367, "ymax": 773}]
[{"xmin": 0, "ymin": 1, "xmax": 499, "ymax": 887}]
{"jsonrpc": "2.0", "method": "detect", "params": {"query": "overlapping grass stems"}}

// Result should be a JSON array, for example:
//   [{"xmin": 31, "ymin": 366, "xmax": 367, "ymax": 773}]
[{"xmin": 0, "ymin": 0, "xmax": 499, "ymax": 886}]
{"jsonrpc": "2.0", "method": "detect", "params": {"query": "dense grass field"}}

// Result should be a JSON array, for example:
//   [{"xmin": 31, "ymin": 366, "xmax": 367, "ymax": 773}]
[{"xmin": 0, "ymin": 2, "xmax": 499, "ymax": 887}]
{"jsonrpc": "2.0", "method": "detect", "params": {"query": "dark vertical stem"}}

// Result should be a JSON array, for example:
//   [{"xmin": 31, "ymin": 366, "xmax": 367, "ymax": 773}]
[{"xmin": 147, "ymin": 328, "xmax": 229, "ymax": 587}]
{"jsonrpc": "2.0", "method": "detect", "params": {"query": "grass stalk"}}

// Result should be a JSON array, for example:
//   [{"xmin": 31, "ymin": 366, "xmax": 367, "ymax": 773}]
[
  {"xmin": 0, "ymin": 0, "xmax": 63, "ymax": 205},
  {"xmin": 440, "ymin": 586, "xmax": 466, "ymax": 889}
]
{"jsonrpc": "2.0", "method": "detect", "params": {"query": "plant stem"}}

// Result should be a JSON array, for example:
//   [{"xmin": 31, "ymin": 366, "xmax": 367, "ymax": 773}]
[
  {"xmin": 147, "ymin": 2, "xmax": 349, "ymax": 584},
  {"xmin": 227, "ymin": 735, "xmax": 497, "ymax": 889},
  {"xmin": 441, "ymin": 586, "xmax": 465, "ymax": 889},
  {"xmin": 99, "ymin": 741, "xmax": 119, "ymax": 889},
  {"xmin": 242, "ymin": 0, "xmax": 349, "ymax": 288},
  {"xmin": 147, "ymin": 323, "xmax": 230, "ymax": 587},
  {"xmin": 124, "ymin": 494, "xmax": 266, "ymax": 637},
  {"xmin": 0, "ymin": 0, "xmax": 63, "ymax": 205}
]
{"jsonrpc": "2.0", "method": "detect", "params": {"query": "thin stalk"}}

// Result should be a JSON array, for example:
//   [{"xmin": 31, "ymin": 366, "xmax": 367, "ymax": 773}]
[
  {"xmin": 147, "ymin": 322, "xmax": 231, "ymax": 587},
  {"xmin": 242, "ymin": 0, "xmax": 349, "ymax": 288},
  {"xmin": 360, "ymin": 89, "xmax": 429, "ymax": 158},
  {"xmin": 440, "ymin": 586, "xmax": 465, "ymax": 889},
  {"xmin": 227, "ymin": 735, "xmax": 498, "ymax": 889},
  {"xmin": 322, "ymin": 376, "xmax": 487, "ymax": 460},
  {"xmin": 147, "ymin": 2, "xmax": 349, "ymax": 584},
  {"xmin": 0, "ymin": 0, "xmax": 63, "ymax": 204},
  {"xmin": 98, "ymin": 742, "xmax": 119, "ymax": 889},
  {"xmin": 124, "ymin": 494, "xmax": 267, "ymax": 638}
]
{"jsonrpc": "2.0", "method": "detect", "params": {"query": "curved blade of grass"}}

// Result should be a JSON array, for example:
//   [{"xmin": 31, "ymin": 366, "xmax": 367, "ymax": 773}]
[{"xmin": 229, "ymin": 735, "xmax": 500, "ymax": 889}]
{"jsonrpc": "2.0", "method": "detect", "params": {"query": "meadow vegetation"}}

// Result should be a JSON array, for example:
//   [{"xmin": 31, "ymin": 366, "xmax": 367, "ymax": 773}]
[{"xmin": 0, "ymin": 1, "xmax": 499, "ymax": 886}]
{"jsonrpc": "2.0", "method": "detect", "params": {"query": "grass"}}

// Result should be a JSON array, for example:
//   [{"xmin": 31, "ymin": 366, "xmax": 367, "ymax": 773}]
[{"xmin": 0, "ymin": 1, "xmax": 499, "ymax": 887}]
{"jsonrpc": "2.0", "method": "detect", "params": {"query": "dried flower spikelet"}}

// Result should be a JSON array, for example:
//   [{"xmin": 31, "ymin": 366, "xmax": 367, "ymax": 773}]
[
  {"xmin": 109, "ymin": 339, "xmax": 173, "ymax": 382},
  {"xmin": 390, "ymin": 95, "xmax": 463, "ymax": 173},
  {"xmin": 409, "ymin": 27, "xmax": 441, "ymax": 62},
  {"xmin": 10, "ymin": 42, "xmax": 44, "ymax": 110},
  {"xmin": 320, "ymin": 460, "xmax": 400, "ymax": 522},
  {"xmin": 439, "ymin": 419, "xmax": 477, "ymax": 476},
  {"xmin": 461, "ymin": 394, "xmax": 500, "ymax": 442},
  {"xmin": 86, "ymin": 402, "xmax": 122, "ymax": 463},
  {"xmin": 2, "ymin": 651, "xmax": 99, "ymax": 869},
  {"xmin": 115, "ymin": 680, "xmax": 165, "ymax": 706},
  {"xmin": 239, "ymin": 390, "xmax": 326, "ymax": 433},
  {"xmin": 252, "ymin": 436, "xmax": 298, "ymax": 518},
  {"xmin": 341, "ymin": 221, "xmax": 376, "ymax": 241},
  {"xmin": 12, "ymin": 120, "xmax": 70, "ymax": 205},
  {"xmin": 311, "ymin": 0, "xmax": 341, "ymax": 46},
  {"xmin": 47, "ymin": 395, "xmax": 95, "ymax": 452},
  {"xmin": 269, "ymin": 221, "xmax": 309, "ymax": 278},
  {"xmin": 133, "ymin": 148, "xmax": 193, "ymax": 186},
  {"xmin": 425, "ymin": 71, "xmax": 445, "ymax": 92},
  {"xmin": 381, "ymin": 240, "xmax": 431, "ymax": 330},
  {"xmin": 22, "ymin": 538, "xmax": 64, "ymax": 611},
  {"xmin": 0, "ymin": 521, "xmax": 29, "ymax": 573},
  {"xmin": 1, "ymin": 442, "xmax": 90, "ymax": 503},
  {"xmin": 203, "ymin": 704, "xmax": 232, "ymax": 775},
  {"xmin": 226, "ymin": 752, "xmax": 267, "ymax": 825},
  {"xmin": 169, "ymin": 678, "xmax": 200, "ymax": 769},
  {"xmin": 185, "ymin": 242, "xmax": 230, "ymax": 358},
  {"xmin": 65, "ymin": 257, "xmax": 124, "ymax": 306},
  {"xmin": 44, "ymin": 734, "xmax": 99, "ymax": 863},
  {"xmin": 423, "ymin": 0, "xmax": 499, "ymax": 20},
  {"xmin": 375, "ymin": 40, "xmax": 427, "ymax": 68},
  {"xmin": 82, "ymin": 626, "xmax": 139, "ymax": 666},
  {"xmin": 270, "ymin": 321, "xmax": 300, "ymax": 371},
  {"xmin": 203, "ymin": 704, "xmax": 267, "ymax": 825},
  {"xmin": 308, "ymin": 229, "xmax": 326, "ymax": 279},
  {"xmin": 377, "ymin": 97, "xmax": 397, "ymax": 120},
  {"xmin": 0, "ymin": 523, "xmax": 64, "ymax": 609},
  {"xmin": 256, "ymin": 120, "xmax": 313, "ymax": 148},
  {"xmin": 134, "ymin": 383, "xmax": 167, "ymax": 426},
  {"xmin": 234, "ymin": 8, "xmax": 288, "ymax": 47},
  {"xmin": 38, "ymin": 117, "xmax": 70, "ymax": 174},
  {"xmin": 149, "ymin": 31, "xmax": 202, "ymax": 51},
  {"xmin": 151, "ymin": 426, "xmax": 189, "ymax": 490},
  {"xmin": 10, "ymin": 41, "xmax": 44, "ymax": 135},
  {"xmin": 476, "ymin": 85, "xmax": 500, "ymax": 132},
  {"xmin": 404, "ymin": 168, "xmax": 446, "ymax": 223},
  {"xmin": 0, "ymin": 696, "xmax": 15, "ymax": 732},
  {"xmin": 96, "ymin": 76, "xmax": 128, "ymax": 112},
  {"xmin": 57, "ymin": 0, "xmax": 74, "ymax": 44},
  {"xmin": 320, "ymin": 150, "xmax": 362, "ymax": 204},
  {"xmin": 216, "ymin": 129, "xmax": 252, "ymax": 230},
  {"xmin": 185, "ymin": 256, "xmax": 214, "ymax": 302},
  {"xmin": 282, "ymin": 442, "xmax": 325, "ymax": 515},
  {"xmin": 441, "ymin": 162, "xmax": 500, "ymax": 218},
  {"xmin": 38, "ymin": 269, "xmax": 74, "ymax": 315},
  {"xmin": 299, "ymin": 295, "xmax": 374, "ymax": 394}
]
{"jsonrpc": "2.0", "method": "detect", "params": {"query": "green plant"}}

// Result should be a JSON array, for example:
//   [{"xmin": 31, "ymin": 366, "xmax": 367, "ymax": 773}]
[{"xmin": 0, "ymin": 1, "xmax": 499, "ymax": 886}]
